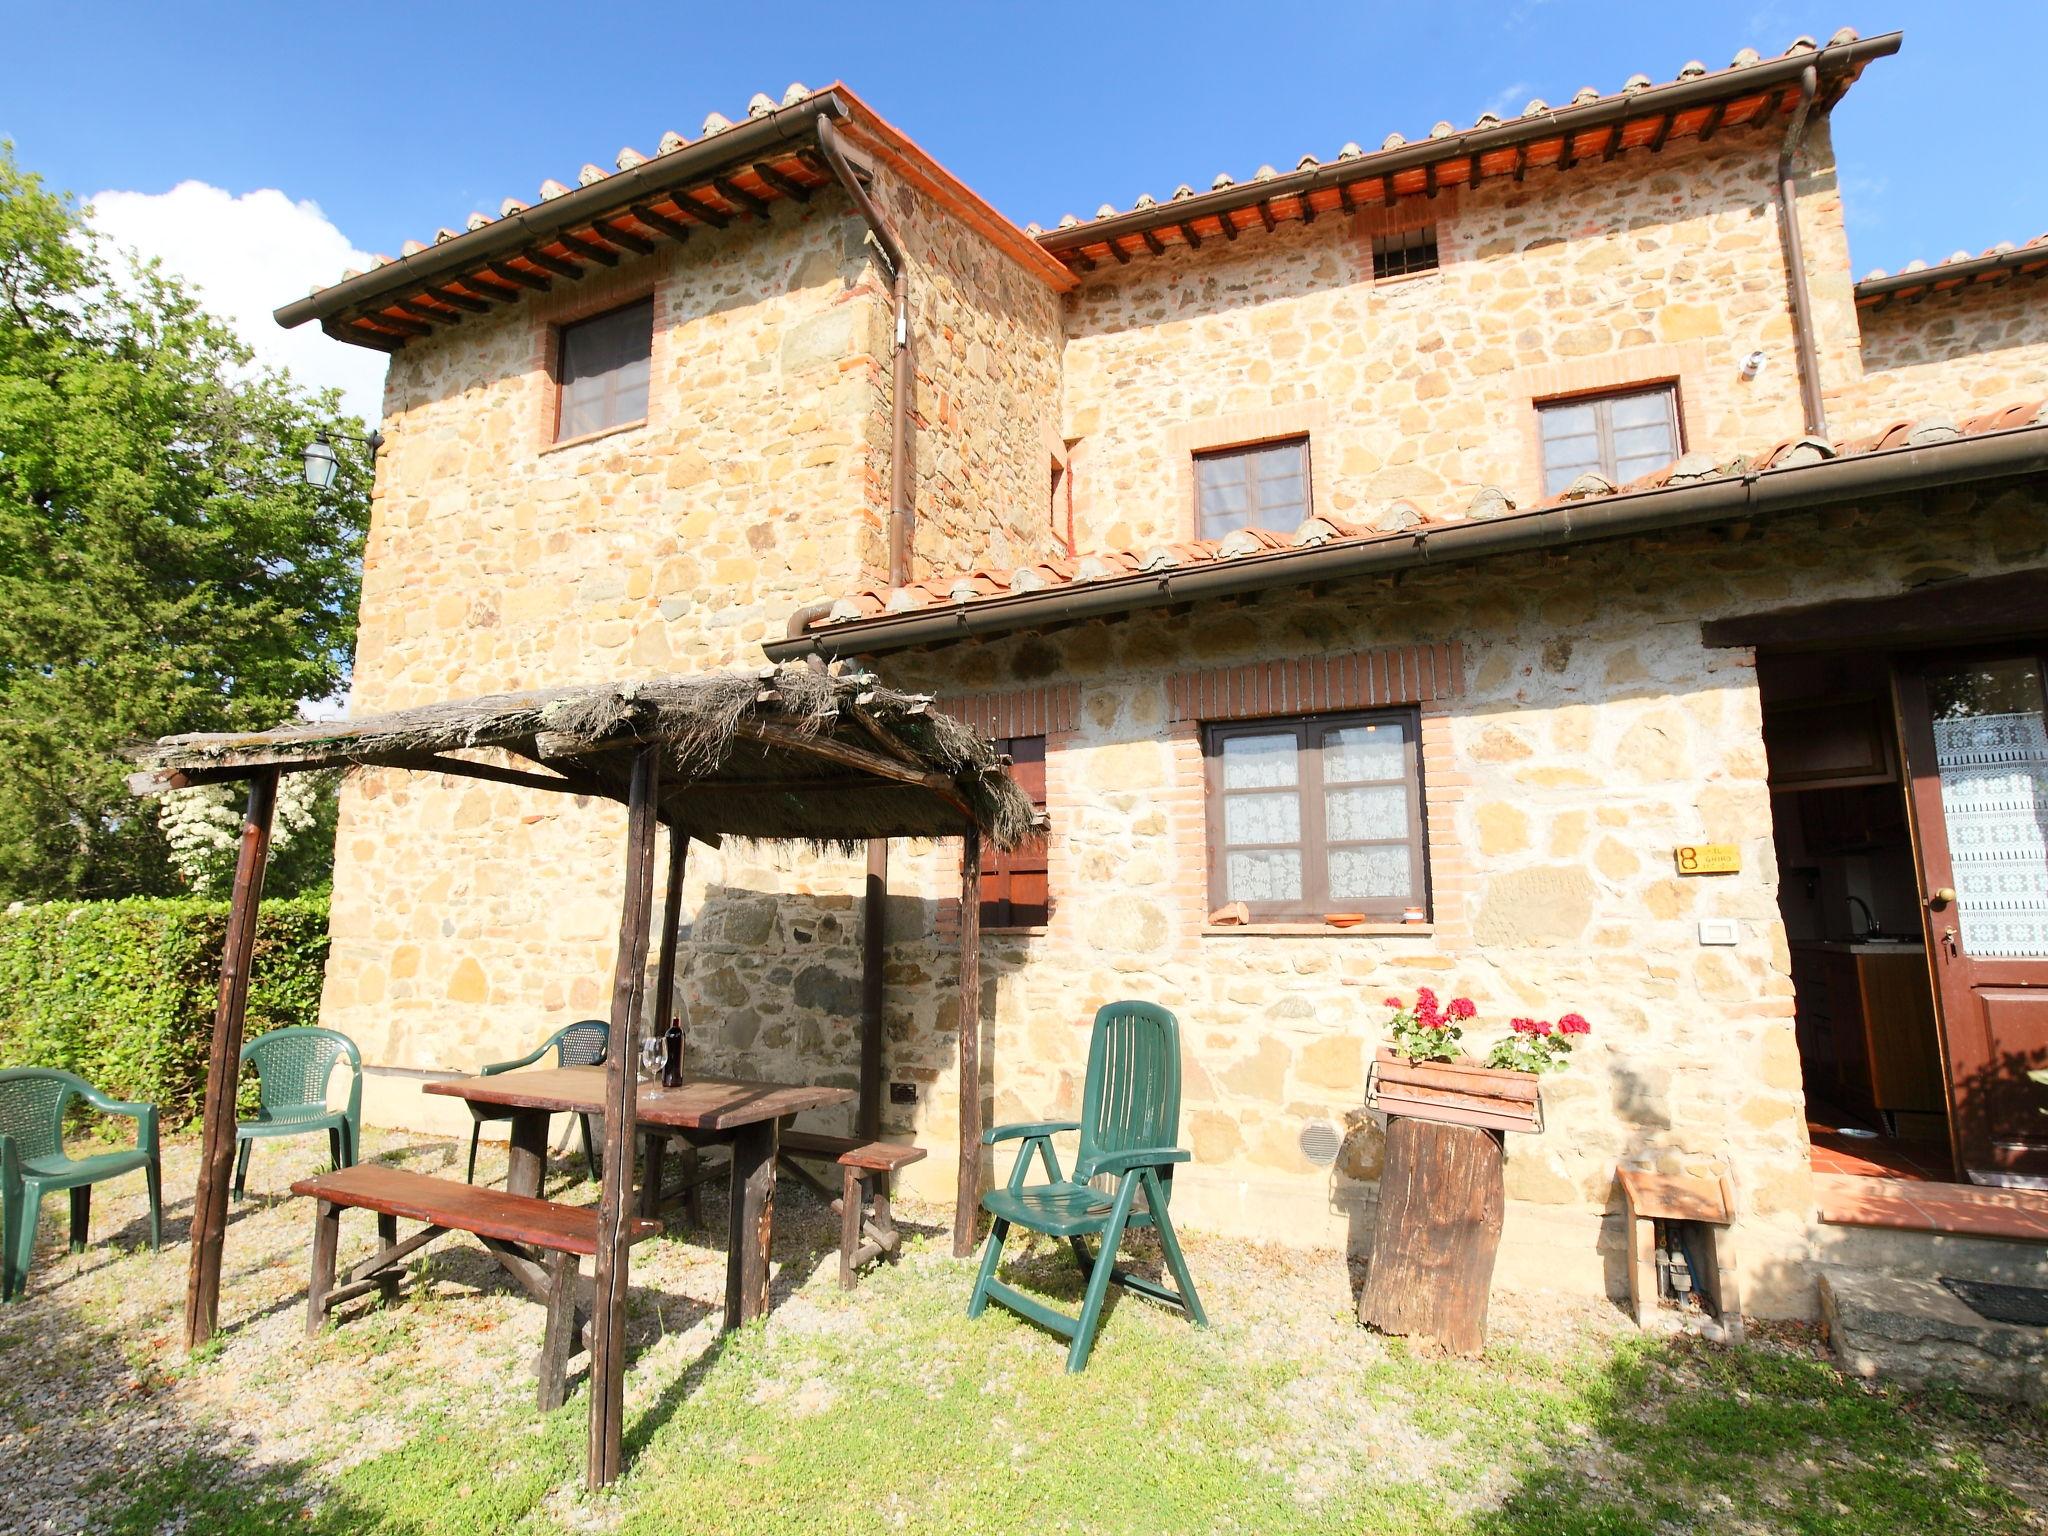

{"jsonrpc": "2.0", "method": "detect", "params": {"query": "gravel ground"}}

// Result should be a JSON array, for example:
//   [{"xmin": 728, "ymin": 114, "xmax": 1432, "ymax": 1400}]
[{"xmin": 1, "ymin": 1127, "xmax": 2041, "ymax": 1535}]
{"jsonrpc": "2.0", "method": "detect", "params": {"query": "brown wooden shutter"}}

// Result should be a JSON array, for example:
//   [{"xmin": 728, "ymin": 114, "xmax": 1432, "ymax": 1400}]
[{"xmin": 982, "ymin": 736, "xmax": 1049, "ymax": 927}]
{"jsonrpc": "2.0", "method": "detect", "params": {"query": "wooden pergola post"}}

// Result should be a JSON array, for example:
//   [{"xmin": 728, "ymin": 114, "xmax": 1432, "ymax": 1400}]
[
  {"xmin": 650, "ymin": 824, "xmax": 688, "ymax": 1035},
  {"xmin": 588, "ymin": 746, "xmax": 662, "ymax": 1491},
  {"xmin": 953, "ymin": 827, "xmax": 981, "ymax": 1258},
  {"xmin": 184, "ymin": 769, "xmax": 280, "ymax": 1351},
  {"xmin": 858, "ymin": 839, "xmax": 888, "ymax": 1140}
]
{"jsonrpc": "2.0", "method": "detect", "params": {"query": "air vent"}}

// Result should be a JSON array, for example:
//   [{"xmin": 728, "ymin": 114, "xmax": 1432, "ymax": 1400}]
[{"xmin": 1298, "ymin": 1120, "xmax": 1342, "ymax": 1167}]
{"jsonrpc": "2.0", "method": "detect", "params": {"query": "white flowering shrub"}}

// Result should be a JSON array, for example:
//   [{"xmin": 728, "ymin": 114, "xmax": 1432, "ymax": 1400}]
[{"xmin": 156, "ymin": 772, "xmax": 332, "ymax": 893}]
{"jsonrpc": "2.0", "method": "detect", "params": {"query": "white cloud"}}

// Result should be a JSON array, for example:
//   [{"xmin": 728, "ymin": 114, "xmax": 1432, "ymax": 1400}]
[
  {"xmin": 1479, "ymin": 81, "xmax": 1532, "ymax": 121},
  {"xmin": 87, "ymin": 181, "xmax": 387, "ymax": 424}
]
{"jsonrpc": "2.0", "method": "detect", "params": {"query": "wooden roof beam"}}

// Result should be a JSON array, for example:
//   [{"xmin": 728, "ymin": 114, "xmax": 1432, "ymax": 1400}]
[
  {"xmin": 429, "ymin": 285, "xmax": 491, "ymax": 313},
  {"xmin": 556, "ymin": 231, "xmax": 621, "ymax": 267},
  {"xmin": 464, "ymin": 272, "xmax": 525, "ymax": 302},
  {"xmin": 1513, "ymin": 142, "xmax": 1528, "ymax": 183},
  {"xmin": 1217, "ymin": 210, "xmax": 1239, "ymax": 240},
  {"xmin": 752, "ymin": 161, "xmax": 814, "ymax": 202},
  {"xmin": 393, "ymin": 299, "xmax": 457, "ymax": 329},
  {"xmin": 1139, "ymin": 228, "xmax": 1166, "ymax": 257},
  {"xmin": 1336, "ymin": 179, "xmax": 1356, "ymax": 214},
  {"xmin": 1465, "ymin": 152, "xmax": 1481, "ymax": 188},
  {"xmin": 1256, "ymin": 200, "xmax": 1276, "ymax": 233},
  {"xmin": 597, "ymin": 220, "xmax": 656, "ymax": 256},
  {"xmin": 1424, "ymin": 161, "xmax": 1438, "ymax": 199},
  {"xmin": 673, "ymin": 193, "xmax": 731, "ymax": 229},
  {"xmin": 1069, "ymin": 248, "xmax": 1096, "ymax": 272},
  {"xmin": 1557, "ymin": 133, "xmax": 1578, "ymax": 173},
  {"xmin": 1698, "ymin": 100, "xmax": 1728, "ymax": 141},
  {"xmin": 330, "ymin": 318, "xmax": 404, "ymax": 353},
  {"xmin": 1299, "ymin": 191, "xmax": 1317, "ymax": 224},
  {"xmin": 520, "ymin": 247, "xmax": 586, "ymax": 280},
  {"xmin": 1106, "ymin": 237, "xmax": 1130, "ymax": 264},
  {"xmin": 713, "ymin": 176, "xmax": 773, "ymax": 221},
  {"xmin": 1602, "ymin": 125, "xmax": 1622, "ymax": 163},
  {"xmin": 629, "ymin": 204, "xmax": 693, "ymax": 244},
  {"xmin": 489, "ymin": 260, "xmax": 551, "ymax": 291},
  {"xmin": 1179, "ymin": 220, "xmax": 1203, "ymax": 250},
  {"xmin": 1381, "ymin": 174, "xmax": 1398, "ymax": 208},
  {"xmin": 1647, "ymin": 112, "xmax": 1676, "ymax": 153}
]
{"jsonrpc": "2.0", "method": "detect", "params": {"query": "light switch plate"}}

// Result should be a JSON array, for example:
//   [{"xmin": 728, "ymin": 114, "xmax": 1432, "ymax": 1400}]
[{"xmin": 1698, "ymin": 918, "xmax": 1739, "ymax": 946}]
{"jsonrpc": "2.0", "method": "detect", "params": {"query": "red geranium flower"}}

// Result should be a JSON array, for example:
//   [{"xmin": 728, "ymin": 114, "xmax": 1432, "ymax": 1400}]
[
  {"xmin": 1449, "ymin": 997, "xmax": 1477, "ymax": 1020},
  {"xmin": 1559, "ymin": 1013, "xmax": 1591, "ymax": 1036},
  {"xmin": 1385, "ymin": 996, "xmax": 1403, "ymax": 1009}
]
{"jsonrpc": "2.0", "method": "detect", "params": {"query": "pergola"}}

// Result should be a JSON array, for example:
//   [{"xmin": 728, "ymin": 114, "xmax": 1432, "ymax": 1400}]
[{"xmin": 128, "ymin": 664, "xmax": 1034, "ymax": 1486}]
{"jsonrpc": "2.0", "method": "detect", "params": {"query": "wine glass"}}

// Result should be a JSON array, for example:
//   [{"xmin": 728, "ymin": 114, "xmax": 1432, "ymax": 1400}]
[{"xmin": 638, "ymin": 1030, "xmax": 663, "ymax": 1083}]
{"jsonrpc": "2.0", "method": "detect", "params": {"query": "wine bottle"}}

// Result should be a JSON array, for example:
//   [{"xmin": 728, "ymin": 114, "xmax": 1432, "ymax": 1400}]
[{"xmin": 661, "ymin": 1015, "xmax": 683, "ymax": 1088}]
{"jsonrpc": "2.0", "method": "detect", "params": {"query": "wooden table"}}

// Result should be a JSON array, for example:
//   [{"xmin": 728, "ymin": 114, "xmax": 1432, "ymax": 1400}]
[{"xmin": 425, "ymin": 1066, "xmax": 852, "ymax": 1330}]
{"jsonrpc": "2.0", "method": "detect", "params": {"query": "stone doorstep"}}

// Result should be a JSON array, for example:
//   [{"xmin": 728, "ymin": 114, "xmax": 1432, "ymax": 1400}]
[{"xmin": 1818, "ymin": 1267, "xmax": 2048, "ymax": 1406}]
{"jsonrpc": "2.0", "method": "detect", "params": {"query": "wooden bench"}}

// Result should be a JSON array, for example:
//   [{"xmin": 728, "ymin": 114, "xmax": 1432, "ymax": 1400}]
[
  {"xmin": 777, "ymin": 1132, "xmax": 927, "ymax": 1289},
  {"xmin": 292, "ymin": 1164, "xmax": 660, "ymax": 1409}
]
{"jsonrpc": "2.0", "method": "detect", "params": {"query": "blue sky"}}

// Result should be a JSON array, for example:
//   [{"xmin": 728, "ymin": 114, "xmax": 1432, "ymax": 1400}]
[{"xmin": 4, "ymin": 1, "xmax": 2042, "ymax": 416}]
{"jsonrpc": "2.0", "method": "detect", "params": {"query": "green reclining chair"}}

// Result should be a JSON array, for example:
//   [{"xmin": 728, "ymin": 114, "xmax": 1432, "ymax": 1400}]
[
  {"xmin": 465, "ymin": 1019, "xmax": 608, "ymax": 1186},
  {"xmin": 1, "ymin": 1067, "xmax": 161, "ymax": 1302},
  {"xmin": 968, "ymin": 1000, "xmax": 1207, "ymax": 1371},
  {"xmin": 234, "ymin": 1027, "xmax": 362, "ymax": 1199}
]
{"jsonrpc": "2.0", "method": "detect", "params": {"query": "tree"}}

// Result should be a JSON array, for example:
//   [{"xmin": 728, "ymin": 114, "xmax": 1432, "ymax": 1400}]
[{"xmin": 0, "ymin": 143, "xmax": 371, "ymax": 899}]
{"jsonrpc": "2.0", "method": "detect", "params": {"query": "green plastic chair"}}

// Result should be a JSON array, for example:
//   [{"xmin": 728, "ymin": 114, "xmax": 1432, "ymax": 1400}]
[
  {"xmin": 465, "ymin": 1019, "xmax": 608, "ymax": 1186},
  {"xmin": 968, "ymin": 1000, "xmax": 1207, "ymax": 1371},
  {"xmin": 234, "ymin": 1027, "xmax": 362, "ymax": 1199},
  {"xmin": 1, "ymin": 1068, "xmax": 161, "ymax": 1303}
]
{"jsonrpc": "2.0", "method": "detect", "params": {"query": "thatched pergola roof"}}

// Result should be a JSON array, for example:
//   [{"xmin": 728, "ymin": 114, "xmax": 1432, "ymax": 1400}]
[{"xmin": 128, "ymin": 665, "xmax": 1037, "ymax": 849}]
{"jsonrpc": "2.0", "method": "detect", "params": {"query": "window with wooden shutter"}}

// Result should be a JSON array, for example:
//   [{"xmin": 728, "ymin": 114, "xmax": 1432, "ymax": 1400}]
[{"xmin": 981, "ymin": 735, "xmax": 1048, "ymax": 927}]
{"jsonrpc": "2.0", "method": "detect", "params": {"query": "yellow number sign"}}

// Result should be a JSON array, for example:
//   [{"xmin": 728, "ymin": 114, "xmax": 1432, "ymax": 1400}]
[{"xmin": 1674, "ymin": 844, "xmax": 1740, "ymax": 875}]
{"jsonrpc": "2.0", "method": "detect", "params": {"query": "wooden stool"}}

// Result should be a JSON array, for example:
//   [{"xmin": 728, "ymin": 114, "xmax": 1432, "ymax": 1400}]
[{"xmin": 779, "ymin": 1132, "xmax": 928, "ymax": 1289}]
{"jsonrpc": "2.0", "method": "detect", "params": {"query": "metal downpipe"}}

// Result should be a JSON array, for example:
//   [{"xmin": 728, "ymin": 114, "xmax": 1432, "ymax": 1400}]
[{"xmin": 1776, "ymin": 64, "xmax": 1828, "ymax": 437}]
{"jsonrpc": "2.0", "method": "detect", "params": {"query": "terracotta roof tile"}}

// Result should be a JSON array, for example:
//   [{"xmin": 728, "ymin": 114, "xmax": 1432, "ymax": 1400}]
[
  {"xmin": 1048, "ymin": 29, "xmax": 1892, "ymax": 256},
  {"xmin": 1855, "ymin": 232, "xmax": 2048, "ymax": 305},
  {"xmin": 802, "ymin": 397, "xmax": 2048, "ymax": 635}
]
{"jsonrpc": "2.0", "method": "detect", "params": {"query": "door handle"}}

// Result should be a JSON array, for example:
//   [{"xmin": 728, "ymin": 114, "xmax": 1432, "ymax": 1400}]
[{"xmin": 1927, "ymin": 887, "xmax": 1956, "ymax": 910}]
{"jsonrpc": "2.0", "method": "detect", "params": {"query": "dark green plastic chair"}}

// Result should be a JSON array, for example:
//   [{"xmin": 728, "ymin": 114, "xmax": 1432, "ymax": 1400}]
[
  {"xmin": 968, "ymin": 1000, "xmax": 1207, "ymax": 1371},
  {"xmin": 1, "ymin": 1067, "xmax": 161, "ymax": 1302},
  {"xmin": 465, "ymin": 1019, "xmax": 608, "ymax": 1186},
  {"xmin": 234, "ymin": 1027, "xmax": 361, "ymax": 1199}
]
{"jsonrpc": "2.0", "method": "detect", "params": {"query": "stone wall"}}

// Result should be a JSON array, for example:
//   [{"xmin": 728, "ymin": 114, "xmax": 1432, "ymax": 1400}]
[
  {"xmin": 874, "ymin": 158, "xmax": 1068, "ymax": 578},
  {"xmin": 325, "ymin": 192, "xmax": 897, "ymax": 1125},
  {"xmin": 853, "ymin": 482, "xmax": 2046, "ymax": 1318},
  {"xmin": 1057, "ymin": 122, "xmax": 1867, "ymax": 554},
  {"xmin": 323, "ymin": 165, "xmax": 1072, "ymax": 1132},
  {"xmin": 1845, "ymin": 275, "xmax": 2048, "ymax": 425}
]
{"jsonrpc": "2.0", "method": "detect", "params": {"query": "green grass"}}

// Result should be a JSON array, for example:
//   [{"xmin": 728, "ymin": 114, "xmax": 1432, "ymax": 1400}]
[{"xmin": 83, "ymin": 1233, "xmax": 2044, "ymax": 1536}]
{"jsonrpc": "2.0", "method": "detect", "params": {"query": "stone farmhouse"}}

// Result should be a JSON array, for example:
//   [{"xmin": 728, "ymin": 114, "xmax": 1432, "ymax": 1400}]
[{"xmin": 280, "ymin": 26, "xmax": 2048, "ymax": 1336}]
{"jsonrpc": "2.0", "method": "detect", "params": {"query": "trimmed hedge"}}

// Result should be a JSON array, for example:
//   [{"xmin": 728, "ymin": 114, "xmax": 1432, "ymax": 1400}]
[{"xmin": 0, "ymin": 897, "xmax": 330, "ymax": 1126}]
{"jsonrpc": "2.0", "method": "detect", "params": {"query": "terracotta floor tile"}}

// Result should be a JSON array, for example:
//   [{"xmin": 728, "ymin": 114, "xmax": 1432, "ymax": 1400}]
[{"xmin": 1816, "ymin": 1171, "xmax": 2048, "ymax": 1239}]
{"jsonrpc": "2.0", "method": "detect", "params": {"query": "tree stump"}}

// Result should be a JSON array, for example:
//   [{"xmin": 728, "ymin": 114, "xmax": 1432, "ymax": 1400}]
[{"xmin": 1357, "ymin": 1115, "xmax": 1505, "ymax": 1355}]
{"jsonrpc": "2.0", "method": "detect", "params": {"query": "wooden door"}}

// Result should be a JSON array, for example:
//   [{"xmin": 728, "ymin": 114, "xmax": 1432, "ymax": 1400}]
[{"xmin": 1896, "ymin": 650, "xmax": 2048, "ymax": 1185}]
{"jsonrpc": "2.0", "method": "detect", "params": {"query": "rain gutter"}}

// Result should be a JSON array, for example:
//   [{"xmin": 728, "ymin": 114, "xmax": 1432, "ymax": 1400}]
[{"xmin": 766, "ymin": 424, "xmax": 2048, "ymax": 662}]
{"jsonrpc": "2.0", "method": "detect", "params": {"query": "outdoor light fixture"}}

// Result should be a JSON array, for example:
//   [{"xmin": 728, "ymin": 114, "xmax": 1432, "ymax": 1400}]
[{"xmin": 300, "ymin": 428, "xmax": 384, "ymax": 490}]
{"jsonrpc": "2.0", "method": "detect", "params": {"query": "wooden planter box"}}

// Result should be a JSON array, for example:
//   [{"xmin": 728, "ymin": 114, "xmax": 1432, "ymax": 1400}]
[{"xmin": 1366, "ymin": 1049, "xmax": 1543, "ymax": 1135}]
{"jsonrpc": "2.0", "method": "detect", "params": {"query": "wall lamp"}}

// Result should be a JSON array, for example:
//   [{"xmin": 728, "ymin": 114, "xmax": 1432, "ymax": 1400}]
[{"xmin": 302, "ymin": 428, "xmax": 384, "ymax": 491}]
